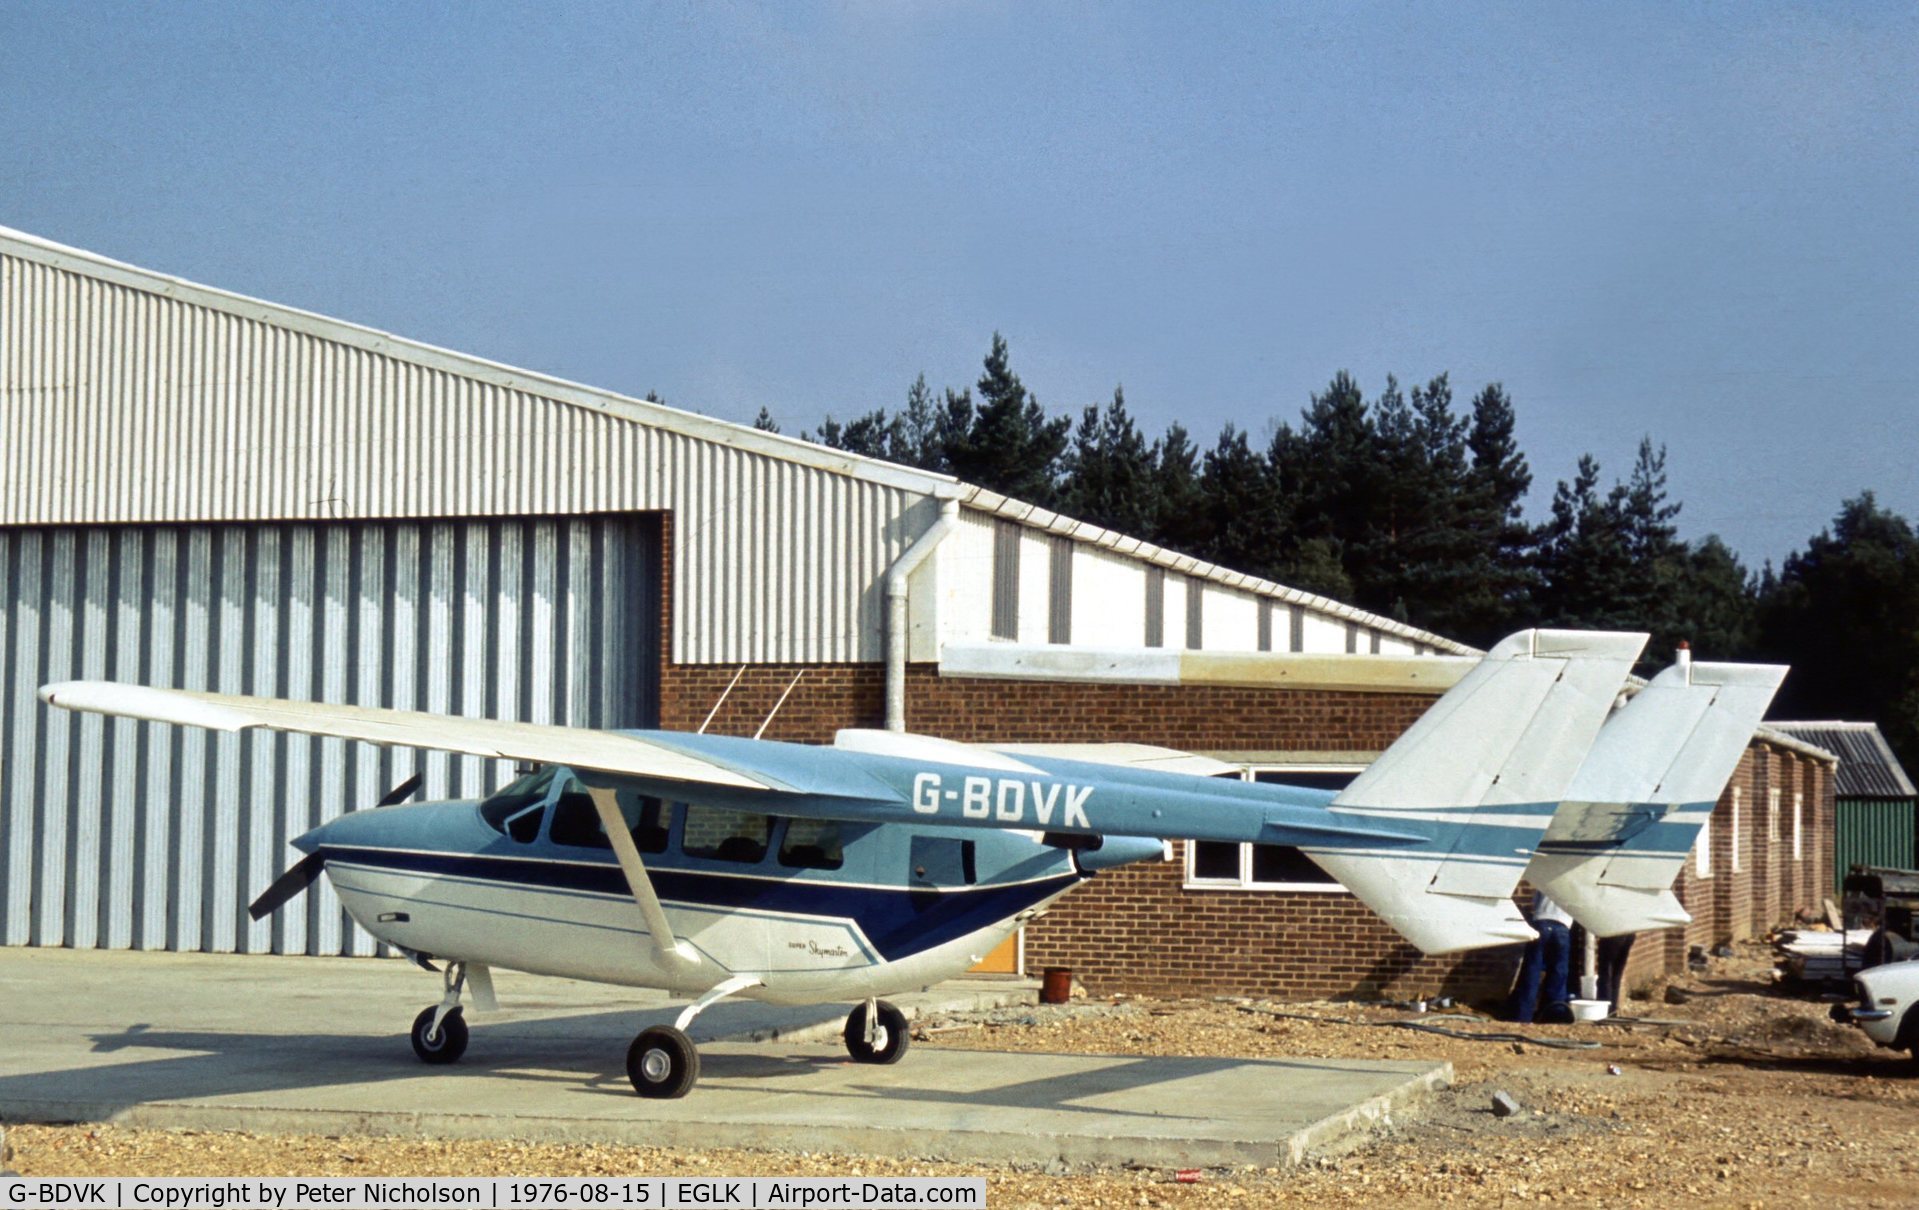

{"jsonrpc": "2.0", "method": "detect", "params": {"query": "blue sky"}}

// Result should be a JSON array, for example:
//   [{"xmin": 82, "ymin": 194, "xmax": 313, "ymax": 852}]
[{"xmin": 4, "ymin": 2, "xmax": 1914, "ymax": 566}]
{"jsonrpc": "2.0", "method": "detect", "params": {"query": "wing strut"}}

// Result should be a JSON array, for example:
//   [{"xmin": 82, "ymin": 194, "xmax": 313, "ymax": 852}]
[{"xmin": 586, "ymin": 786, "xmax": 702, "ymax": 975}]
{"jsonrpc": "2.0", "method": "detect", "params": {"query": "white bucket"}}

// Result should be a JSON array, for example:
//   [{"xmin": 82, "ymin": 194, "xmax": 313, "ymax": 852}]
[{"xmin": 1569, "ymin": 998, "xmax": 1611, "ymax": 1023}]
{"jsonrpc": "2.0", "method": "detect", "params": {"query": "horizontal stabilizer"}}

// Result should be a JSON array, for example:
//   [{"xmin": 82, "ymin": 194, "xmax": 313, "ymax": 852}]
[{"xmin": 1306, "ymin": 629, "xmax": 1647, "ymax": 953}]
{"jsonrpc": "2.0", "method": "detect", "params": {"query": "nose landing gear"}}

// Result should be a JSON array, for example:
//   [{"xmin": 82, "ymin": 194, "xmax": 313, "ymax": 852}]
[{"xmin": 409, "ymin": 960, "xmax": 486, "ymax": 1064}]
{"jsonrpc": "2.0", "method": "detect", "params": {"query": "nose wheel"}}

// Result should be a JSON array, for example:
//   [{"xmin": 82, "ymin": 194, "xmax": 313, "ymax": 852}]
[
  {"xmin": 410, "ymin": 1005, "xmax": 468, "ymax": 1063},
  {"xmin": 843, "ymin": 999, "xmax": 909, "ymax": 1064},
  {"xmin": 410, "ymin": 960, "xmax": 474, "ymax": 1064}
]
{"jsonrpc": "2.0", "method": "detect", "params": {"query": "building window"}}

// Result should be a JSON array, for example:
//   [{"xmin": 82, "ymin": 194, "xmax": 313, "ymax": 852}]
[
  {"xmin": 1288, "ymin": 604, "xmax": 1304, "ymax": 652},
  {"xmin": 1344, "ymin": 621, "xmax": 1358, "ymax": 653},
  {"xmin": 1183, "ymin": 767, "xmax": 1360, "ymax": 893},
  {"xmin": 1257, "ymin": 601, "xmax": 1274, "ymax": 652},
  {"xmin": 991, "ymin": 521, "xmax": 1020, "ymax": 640},
  {"xmin": 1047, "ymin": 536, "xmax": 1073, "ymax": 644},
  {"xmin": 1185, "ymin": 577, "xmax": 1204, "ymax": 649},
  {"xmin": 1768, "ymin": 786, "xmax": 1780, "ymax": 843},
  {"xmin": 1694, "ymin": 809, "xmax": 1713, "ymax": 879},
  {"xmin": 1792, "ymin": 791, "xmax": 1804, "ymax": 861},
  {"xmin": 1145, "ymin": 566, "xmax": 1165, "ymax": 647},
  {"xmin": 1730, "ymin": 787, "xmax": 1743, "ymax": 874}
]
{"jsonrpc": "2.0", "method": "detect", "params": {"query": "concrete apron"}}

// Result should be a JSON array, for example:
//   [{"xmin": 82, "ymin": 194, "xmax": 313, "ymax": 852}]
[{"xmin": 0, "ymin": 949, "xmax": 1449, "ymax": 1170}]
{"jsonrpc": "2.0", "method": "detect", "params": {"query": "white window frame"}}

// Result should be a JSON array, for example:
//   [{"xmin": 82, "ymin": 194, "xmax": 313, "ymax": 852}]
[
  {"xmin": 1768, "ymin": 786, "xmax": 1780, "ymax": 844},
  {"xmin": 1730, "ymin": 787, "xmax": 1744, "ymax": 874},
  {"xmin": 1792, "ymin": 791, "xmax": 1804, "ymax": 861},
  {"xmin": 1182, "ymin": 765, "xmax": 1361, "ymax": 893},
  {"xmin": 1694, "ymin": 806, "xmax": 1713, "ymax": 879}
]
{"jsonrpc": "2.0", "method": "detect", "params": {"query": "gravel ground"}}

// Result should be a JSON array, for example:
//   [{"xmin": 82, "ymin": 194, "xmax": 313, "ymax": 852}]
[{"xmin": 10, "ymin": 944, "xmax": 1918, "ymax": 1206}]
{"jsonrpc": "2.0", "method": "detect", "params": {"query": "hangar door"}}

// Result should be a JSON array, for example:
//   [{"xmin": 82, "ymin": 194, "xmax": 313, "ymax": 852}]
[{"xmin": 0, "ymin": 514, "xmax": 660, "ymax": 957}]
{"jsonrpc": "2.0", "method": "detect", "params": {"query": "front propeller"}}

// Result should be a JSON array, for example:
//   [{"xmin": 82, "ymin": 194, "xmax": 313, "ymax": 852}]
[
  {"xmin": 248, "ymin": 852, "xmax": 327, "ymax": 920},
  {"xmin": 246, "ymin": 771, "xmax": 425, "ymax": 921}
]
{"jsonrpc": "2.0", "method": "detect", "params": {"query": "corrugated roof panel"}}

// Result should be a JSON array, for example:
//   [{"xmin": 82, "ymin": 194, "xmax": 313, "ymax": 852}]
[{"xmin": 1770, "ymin": 722, "xmax": 1917, "ymax": 798}]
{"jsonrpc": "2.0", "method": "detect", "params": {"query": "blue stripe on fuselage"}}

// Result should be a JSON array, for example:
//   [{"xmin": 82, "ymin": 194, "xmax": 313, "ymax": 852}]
[{"xmin": 319, "ymin": 844, "xmax": 1078, "ymax": 963}]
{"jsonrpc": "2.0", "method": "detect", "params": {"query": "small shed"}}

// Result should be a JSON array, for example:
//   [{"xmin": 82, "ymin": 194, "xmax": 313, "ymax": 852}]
[{"xmin": 1771, "ymin": 722, "xmax": 1917, "ymax": 888}]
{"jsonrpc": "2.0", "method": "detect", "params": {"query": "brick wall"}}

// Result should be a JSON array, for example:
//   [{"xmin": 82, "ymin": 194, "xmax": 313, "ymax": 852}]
[
  {"xmin": 653, "ymin": 516, "xmax": 1837, "ymax": 1004},
  {"xmin": 1617, "ymin": 746, "xmax": 1836, "ymax": 999}
]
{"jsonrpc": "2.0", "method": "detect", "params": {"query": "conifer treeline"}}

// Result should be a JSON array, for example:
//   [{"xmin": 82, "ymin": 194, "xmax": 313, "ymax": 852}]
[{"xmin": 755, "ymin": 334, "xmax": 1919, "ymax": 768}]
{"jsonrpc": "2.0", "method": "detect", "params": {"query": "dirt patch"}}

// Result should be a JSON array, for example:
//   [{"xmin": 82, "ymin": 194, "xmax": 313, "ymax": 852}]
[{"xmin": 10, "ymin": 944, "xmax": 1918, "ymax": 1207}]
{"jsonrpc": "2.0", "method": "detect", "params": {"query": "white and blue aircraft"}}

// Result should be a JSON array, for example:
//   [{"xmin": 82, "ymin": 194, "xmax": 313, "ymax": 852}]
[{"xmin": 37, "ymin": 627, "xmax": 1771, "ymax": 1098}]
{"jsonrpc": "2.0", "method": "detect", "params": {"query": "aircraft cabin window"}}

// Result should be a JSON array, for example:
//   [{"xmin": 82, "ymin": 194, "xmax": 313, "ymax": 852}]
[
  {"xmin": 777, "ymin": 818, "xmax": 845, "ymax": 870},
  {"xmin": 682, "ymin": 805, "xmax": 772, "ymax": 864},
  {"xmin": 481, "ymin": 769, "xmax": 556, "ymax": 844},
  {"xmin": 548, "ymin": 782, "xmax": 669, "ymax": 854}
]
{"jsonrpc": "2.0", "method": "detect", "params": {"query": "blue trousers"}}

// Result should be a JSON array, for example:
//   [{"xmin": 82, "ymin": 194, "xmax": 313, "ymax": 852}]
[{"xmin": 1509, "ymin": 920, "xmax": 1572, "ymax": 1023}]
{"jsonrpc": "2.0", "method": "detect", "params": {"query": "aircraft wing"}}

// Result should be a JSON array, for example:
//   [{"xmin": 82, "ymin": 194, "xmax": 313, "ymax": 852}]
[
  {"xmin": 38, "ymin": 680, "xmax": 1419, "ymax": 850},
  {"xmin": 36, "ymin": 681, "xmax": 782, "ymax": 791},
  {"xmin": 987, "ymin": 742, "xmax": 1242, "ymax": 778}
]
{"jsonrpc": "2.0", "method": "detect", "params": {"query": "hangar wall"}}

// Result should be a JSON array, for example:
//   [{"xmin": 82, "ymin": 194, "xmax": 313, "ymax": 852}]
[{"xmin": 0, "ymin": 513, "xmax": 658, "ymax": 956}]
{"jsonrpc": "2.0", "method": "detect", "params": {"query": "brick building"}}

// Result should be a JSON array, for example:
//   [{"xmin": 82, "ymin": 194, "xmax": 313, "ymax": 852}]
[{"xmin": 1, "ymin": 224, "xmax": 1830, "ymax": 1006}]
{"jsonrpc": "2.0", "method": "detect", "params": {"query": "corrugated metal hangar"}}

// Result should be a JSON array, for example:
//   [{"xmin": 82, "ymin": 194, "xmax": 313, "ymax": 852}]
[{"xmin": 0, "ymin": 225, "xmax": 1841, "ymax": 1001}]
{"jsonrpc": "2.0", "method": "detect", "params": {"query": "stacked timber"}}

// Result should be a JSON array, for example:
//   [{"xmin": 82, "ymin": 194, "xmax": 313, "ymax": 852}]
[{"xmin": 1772, "ymin": 928, "xmax": 1865, "ymax": 986}]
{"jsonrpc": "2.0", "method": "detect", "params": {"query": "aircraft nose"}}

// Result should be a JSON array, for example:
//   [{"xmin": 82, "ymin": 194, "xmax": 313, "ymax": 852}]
[{"xmin": 290, "ymin": 823, "xmax": 328, "ymax": 855}]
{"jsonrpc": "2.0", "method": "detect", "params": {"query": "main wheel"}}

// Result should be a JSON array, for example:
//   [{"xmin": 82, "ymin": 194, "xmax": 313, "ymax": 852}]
[
  {"xmin": 843, "ymin": 1000, "xmax": 910, "ymax": 1064},
  {"xmin": 627, "ymin": 1025, "xmax": 700, "ymax": 1098},
  {"xmin": 410, "ymin": 1006, "xmax": 468, "ymax": 1064}
]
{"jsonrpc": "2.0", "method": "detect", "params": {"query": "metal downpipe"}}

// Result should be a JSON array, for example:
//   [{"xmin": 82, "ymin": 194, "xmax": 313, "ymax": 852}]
[{"xmin": 884, "ymin": 498, "xmax": 960, "ymax": 732}]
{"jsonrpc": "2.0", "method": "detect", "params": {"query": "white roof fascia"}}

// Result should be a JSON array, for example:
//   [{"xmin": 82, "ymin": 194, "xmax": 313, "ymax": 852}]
[
  {"xmin": 1751, "ymin": 726, "xmax": 1840, "ymax": 765},
  {"xmin": 956, "ymin": 490, "xmax": 1479, "ymax": 656}
]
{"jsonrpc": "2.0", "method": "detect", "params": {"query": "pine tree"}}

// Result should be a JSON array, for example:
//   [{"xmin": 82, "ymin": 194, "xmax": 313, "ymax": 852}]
[
  {"xmin": 1198, "ymin": 423, "xmax": 1283, "ymax": 576},
  {"xmin": 809, "ymin": 408, "xmax": 912, "ymax": 460},
  {"xmin": 1534, "ymin": 454, "xmax": 1638, "ymax": 631},
  {"xmin": 752, "ymin": 407, "xmax": 781, "ymax": 434},
  {"xmin": 1757, "ymin": 493, "xmax": 1919, "ymax": 771},
  {"xmin": 1671, "ymin": 535, "xmax": 1757, "ymax": 657},
  {"xmin": 1059, "ymin": 387, "xmax": 1158, "ymax": 536},
  {"xmin": 943, "ymin": 334, "xmax": 1071, "ymax": 504},
  {"xmin": 1152, "ymin": 421, "xmax": 1206, "ymax": 556},
  {"xmin": 1458, "ymin": 383, "xmax": 1537, "ymax": 641},
  {"xmin": 899, "ymin": 374, "xmax": 941, "ymax": 471}
]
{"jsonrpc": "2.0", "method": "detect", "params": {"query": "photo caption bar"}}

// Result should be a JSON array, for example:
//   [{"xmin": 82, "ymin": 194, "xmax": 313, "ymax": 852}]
[{"xmin": 0, "ymin": 1178, "xmax": 985, "ymax": 1209}]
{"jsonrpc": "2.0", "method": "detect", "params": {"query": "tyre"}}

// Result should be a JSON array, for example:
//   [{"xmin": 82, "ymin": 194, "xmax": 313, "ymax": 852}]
[
  {"xmin": 410, "ymin": 1006, "xmax": 468, "ymax": 1064},
  {"xmin": 627, "ymin": 1025, "xmax": 700, "ymax": 1098},
  {"xmin": 843, "ymin": 1000, "xmax": 910, "ymax": 1064}
]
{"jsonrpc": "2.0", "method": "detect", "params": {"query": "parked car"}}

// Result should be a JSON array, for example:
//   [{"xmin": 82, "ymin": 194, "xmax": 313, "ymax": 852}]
[{"xmin": 1831, "ymin": 955, "xmax": 1919, "ymax": 1063}]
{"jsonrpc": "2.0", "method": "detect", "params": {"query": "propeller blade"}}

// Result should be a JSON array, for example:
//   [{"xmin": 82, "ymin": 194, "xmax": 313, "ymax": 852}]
[
  {"xmin": 247, "ymin": 852, "xmax": 327, "ymax": 921},
  {"xmin": 375, "ymin": 772, "xmax": 425, "ymax": 808}
]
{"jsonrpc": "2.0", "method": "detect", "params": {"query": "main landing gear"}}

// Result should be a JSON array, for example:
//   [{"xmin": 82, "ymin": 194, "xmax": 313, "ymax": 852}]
[
  {"xmin": 843, "ymin": 999, "xmax": 910, "ymax": 1065},
  {"xmin": 622, "ymin": 981, "xmax": 913, "ymax": 1099}
]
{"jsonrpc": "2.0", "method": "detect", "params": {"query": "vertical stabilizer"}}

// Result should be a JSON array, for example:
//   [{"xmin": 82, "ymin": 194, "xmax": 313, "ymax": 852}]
[
  {"xmin": 1529, "ymin": 659, "xmax": 1787, "ymax": 935},
  {"xmin": 1306, "ymin": 629, "xmax": 1646, "ymax": 953}
]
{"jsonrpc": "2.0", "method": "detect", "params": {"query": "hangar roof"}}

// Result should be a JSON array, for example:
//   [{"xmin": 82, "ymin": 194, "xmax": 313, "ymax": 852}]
[{"xmin": 0, "ymin": 224, "xmax": 1472, "ymax": 658}]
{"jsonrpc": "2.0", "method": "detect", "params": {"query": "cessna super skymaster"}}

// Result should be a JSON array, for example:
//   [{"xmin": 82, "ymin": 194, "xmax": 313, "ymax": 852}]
[{"xmin": 37, "ymin": 627, "xmax": 1783, "ymax": 1098}]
